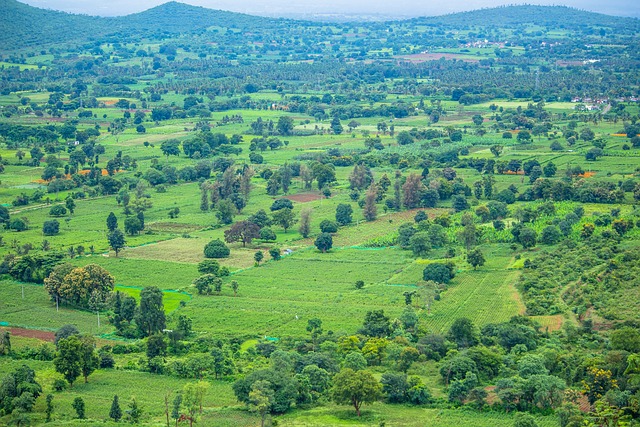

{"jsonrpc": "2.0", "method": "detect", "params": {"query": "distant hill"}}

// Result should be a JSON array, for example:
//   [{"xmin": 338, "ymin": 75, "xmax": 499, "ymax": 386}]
[
  {"xmin": 0, "ymin": 0, "xmax": 637, "ymax": 52},
  {"xmin": 411, "ymin": 5, "xmax": 639, "ymax": 31}
]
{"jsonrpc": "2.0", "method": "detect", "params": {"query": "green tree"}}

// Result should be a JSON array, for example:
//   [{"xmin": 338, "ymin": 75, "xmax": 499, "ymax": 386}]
[
  {"xmin": 106, "ymin": 212, "xmax": 118, "ymax": 232},
  {"xmin": 330, "ymin": 116, "xmax": 343, "ymax": 135},
  {"xmin": 54, "ymin": 335, "xmax": 83, "ymax": 387},
  {"xmin": 72, "ymin": 397, "xmax": 85, "ymax": 419},
  {"xmin": 272, "ymin": 207, "xmax": 297, "ymax": 233},
  {"xmin": 331, "ymin": 368, "xmax": 382, "ymax": 417},
  {"xmin": 203, "ymin": 239, "xmax": 230, "ymax": 258},
  {"xmin": 109, "ymin": 395, "xmax": 122, "ymax": 422},
  {"xmin": 335, "ymin": 204, "xmax": 353, "ymax": 226},
  {"xmin": 79, "ymin": 335, "xmax": 99, "ymax": 383},
  {"xmin": 249, "ymin": 380, "xmax": 274, "ymax": 427},
  {"xmin": 45, "ymin": 394, "xmax": 54, "ymax": 422},
  {"xmin": 107, "ymin": 229, "xmax": 126, "ymax": 257},
  {"xmin": 126, "ymin": 397, "xmax": 142, "ymax": 423},
  {"xmin": 447, "ymin": 318, "xmax": 479, "ymax": 348},
  {"xmin": 466, "ymin": 248, "xmax": 485, "ymax": 269},
  {"xmin": 314, "ymin": 233, "xmax": 333, "ymax": 253},
  {"xmin": 136, "ymin": 287, "xmax": 166, "ymax": 337},
  {"xmin": 254, "ymin": 251, "xmax": 264, "ymax": 265}
]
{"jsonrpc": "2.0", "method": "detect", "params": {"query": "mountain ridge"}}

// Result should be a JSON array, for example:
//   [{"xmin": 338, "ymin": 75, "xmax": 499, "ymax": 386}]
[{"xmin": 1, "ymin": 0, "xmax": 638, "ymax": 52}]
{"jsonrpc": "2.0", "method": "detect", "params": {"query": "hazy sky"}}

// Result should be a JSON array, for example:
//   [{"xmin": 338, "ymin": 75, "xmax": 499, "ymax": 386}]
[{"xmin": 18, "ymin": 0, "xmax": 640, "ymax": 18}]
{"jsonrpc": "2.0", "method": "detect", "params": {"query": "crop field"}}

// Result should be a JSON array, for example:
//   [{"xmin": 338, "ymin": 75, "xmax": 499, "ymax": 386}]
[{"xmin": 1, "ymin": 3, "xmax": 639, "ymax": 427}]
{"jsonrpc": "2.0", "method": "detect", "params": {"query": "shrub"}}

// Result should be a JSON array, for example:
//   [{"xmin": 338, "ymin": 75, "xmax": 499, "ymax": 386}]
[
  {"xmin": 203, "ymin": 239, "xmax": 230, "ymax": 258},
  {"xmin": 42, "ymin": 220, "xmax": 60, "ymax": 236},
  {"xmin": 423, "ymin": 263, "xmax": 454, "ymax": 284},
  {"xmin": 319, "ymin": 220, "xmax": 338, "ymax": 233},
  {"xmin": 49, "ymin": 205, "xmax": 67, "ymax": 217}
]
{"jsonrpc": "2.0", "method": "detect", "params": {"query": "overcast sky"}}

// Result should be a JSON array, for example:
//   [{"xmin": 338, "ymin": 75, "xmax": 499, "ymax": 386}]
[{"xmin": 18, "ymin": 0, "xmax": 640, "ymax": 18}]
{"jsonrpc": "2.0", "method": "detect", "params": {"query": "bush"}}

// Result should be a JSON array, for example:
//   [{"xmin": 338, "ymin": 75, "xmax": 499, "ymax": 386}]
[
  {"xmin": 260, "ymin": 227, "xmax": 277, "ymax": 241},
  {"xmin": 319, "ymin": 220, "xmax": 338, "ymax": 233},
  {"xmin": 423, "ymin": 263, "xmax": 454, "ymax": 284},
  {"xmin": 42, "ymin": 220, "xmax": 60, "ymax": 236},
  {"xmin": 203, "ymin": 239, "xmax": 230, "ymax": 258},
  {"xmin": 53, "ymin": 379, "xmax": 67, "ymax": 392},
  {"xmin": 49, "ymin": 205, "xmax": 67, "ymax": 217},
  {"xmin": 270, "ymin": 199, "xmax": 293, "ymax": 211},
  {"xmin": 9, "ymin": 218, "xmax": 27, "ymax": 231}
]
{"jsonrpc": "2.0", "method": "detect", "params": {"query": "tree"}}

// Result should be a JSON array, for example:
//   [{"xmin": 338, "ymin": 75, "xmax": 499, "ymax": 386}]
[
  {"xmin": 540, "ymin": 225, "xmax": 562, "ymax": 245},
  {"xmin": 160, "ymin": 139, "xmax": 181, "ymax": 157},
  {"xmin": 193, "ymin": 275, "xmax": 216, "ymax": 295},
  {"xmin": 124, "ymin": 216, "xmax": 143, "ymax": 235},
  {"xmin": 231, "ymin": 280, "xmax": 239, "ymax": 297},
  {"xmin": 359, "ymin": 310, "xmax": 390, "ymax": 337},
  {"xmin": 466, "ymin": 249, "xmax": 485, "ymax": 269},
  {"xmin": 183, "ymin": 381, "xmax": 209, "ymax": 424},
  {"xmin": 110, "ymin": 395, "xmax": 123, "ymax": 422},
  {"xmin": 396, "ymin": 131, "xmax": 414, "ymax": 145},
  {"xmin": 45, "ymin": 394, "xmax": 54, "ymax": 422},
  {"xmin": 204, "ymin": 239, "xmax": 230, "ymax": 258},
  {"xmin": 254, "ymin": 251, "xmax": 264, "ymax": 265},
  {"xmin": 42, "ymin": 220, "xmax": 60, "ymax": 236},
  {"xmin": 518, "ymin": 227, "xmax": 537, "ymax": 249},
  {"xmin": 513, "ymin": 412, "xmax": 539, "ymax": 427},
  {"xmin": 107, "ymin": 229, "xmax": 126, "ymax": 257},
  {"xmin": 215, "ymin": 199, "xmax": 236, "ymax": 225},
  {"xmin": 423, "ymin": 263, "xmax": 453, "ymax": 284},
  {"xmin": 136, "ymin": 287, "xmax": 166, "ymax": 337},
  {"xmin": 490, "ymin": 145, "xmax": 503, "ymax": 157},
  {"xmin": 330, "ymin": 116, "xmax": 343, "ymax": 135},
  {"xmin": 314, "ymin": 233, "xmax": 333, "ymax": 253},
  {"xmin": 331, "ymin": 368, "xmax": 382, "ymax": 417},
  {"xmin": 363, "ymin": 184, "xmax": 377, "ymax": 221},
  {"xmin": 299, "ymin": 208, "xmax": 312, "ymax": 238},
  {"xmin": 72, "ymin": 397, "xmax": 85, "ymax": 419},
  {"xmin": 65, "ymin": 197, "xmax": 76, "ymax": 215},
  {"xmin": 126, "ymin": 397, "xmax": 142, "ymax": 423},
  {"xmin": 49, "ymin": 205, "xmax": 67, "ymax": 217},
  {"xmin": 224, "ymin": 221, "xmax": 260, "ymax": 247},
  {"xmin": 249, "ymin": 380, "xmax": 274, "ymax": 427},
  {"xmin": 447, "ymin": 318, "xmax": 479, "ymax": 348},
  {"xmin": 106, "ymin": 212, "xmax": 118, "ymax": 232},
  {"xmin": 335, "ymin": 204, "xmax": 353, "ymax": 226},
  {"xmin": 272, "ymin": 208, "xmax": 297, "ymax": 233},
  {"xmin": 54, "ymin": 335, "xmax": 83, "ymax": 387},
  {"xmin": 381, "ymin": 372, "xmax": 410, "ymax": 403},
  {"xmin": 402, "ymin": 173, "xmax": 423, "ymax": 209},
  {"xmin": 79, "ymin": 335, "xmax": 99, "ymax": 383}
]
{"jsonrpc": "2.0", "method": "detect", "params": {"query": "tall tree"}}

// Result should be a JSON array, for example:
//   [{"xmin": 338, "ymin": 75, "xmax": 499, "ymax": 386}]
[
  {"xmin": 299, "ymin": 208, "xmax": 312, "ymax": 238},
  {"xmin": 136, "ymin": 287, "xmax": 166, "ymax": 337},
  {"xmin": 402, "ymin": 173, "xmax": 424, "ymax": 209},
  {"xmin": 110, "ymin": 395, "xmax": 122, "ymax": 422},
  {"xmin": 79, "ymin": 335, "xmax": 99, "ymax": 383},
  {"xmin": 107, "ymin": 229, "xmax": 126, "ymax": 257},
  {"xmin": 106, "ymin": 212, "xmax": 118, "ymax": 232},
  {"xmin": 363, "ymin": 184, "xmax": 378, "ymax": 221},
  {"xmin": 54, "ymin": 335, "xmax": 83, "ymax": 387}
]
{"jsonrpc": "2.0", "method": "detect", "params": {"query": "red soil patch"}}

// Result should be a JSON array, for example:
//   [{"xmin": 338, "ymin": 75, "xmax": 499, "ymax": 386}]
[
  {"xmin": 396, "ymin": 53, "xmax": 479, "ymax": 63},
  {"xmin": 284, "ymin": 193, "xmax": 324, "ymax": 203},
  {"xmin": 6, "ymin": 327, "xmax": 55, "ymax": 342}
]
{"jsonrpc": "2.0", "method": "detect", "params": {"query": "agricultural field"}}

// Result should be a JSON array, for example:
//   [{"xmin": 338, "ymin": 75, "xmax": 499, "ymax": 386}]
[{"xmin": 0, "ymin": 1, "xmax": 639, "ymax": 426}]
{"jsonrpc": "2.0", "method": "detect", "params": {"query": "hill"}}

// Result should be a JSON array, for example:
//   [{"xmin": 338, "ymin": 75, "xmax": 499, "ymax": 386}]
[
  {"xmin": 1, "ymin": 0, "xmax": 638, "ymax": 52},
  {"xmin": 411, "ymin": 5, "xmax": 640, "ymax": 32}
]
